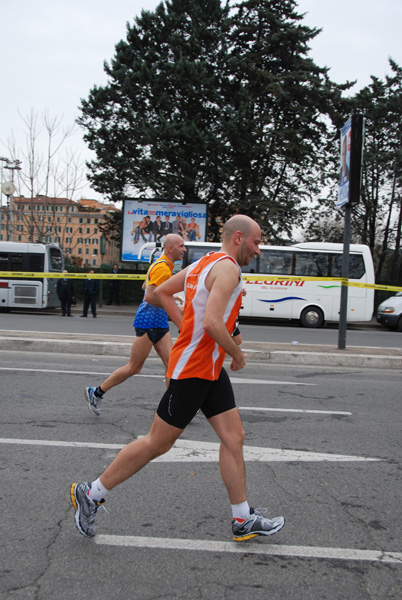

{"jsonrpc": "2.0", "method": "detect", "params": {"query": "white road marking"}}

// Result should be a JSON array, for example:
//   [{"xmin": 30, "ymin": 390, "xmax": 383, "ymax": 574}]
[
  {"xmin": 0, "ymin": 367, "xmax": 164, "ymax": 378},
  {"xmin": 0, "ymin": 437, "xmax": 381, "ymax": 462},
  {"xmin": 230, "ymin": 377, "xmax": 314, "ymax": 386},
  {"xmin": 95, "ymin": 535, "xmax": 402, "ymax": 564},
  {"xmin": 0, "ymin": 367, "xmax": 314, "ymax": 386},
  {"xmin": 239, "ymin": 406, "xmax": 352, "ymax": 416}
]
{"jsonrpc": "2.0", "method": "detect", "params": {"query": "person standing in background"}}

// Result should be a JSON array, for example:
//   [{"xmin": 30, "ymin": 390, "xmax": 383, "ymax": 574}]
[
  {"xmin": 81, "ymin": 270, "xmax": 99, "ymax": 318},
  {"xmin": 107, "ymin": 264, "xmax": 120, "ymax": 305},
  {"xmin": 57, "ymin": 270, "xmax": 75, "ymax": 317}
]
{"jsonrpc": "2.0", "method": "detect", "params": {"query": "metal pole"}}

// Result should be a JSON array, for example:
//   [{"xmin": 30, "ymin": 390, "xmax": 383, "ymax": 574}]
[
  {"xmin": 338, "ymin": 202, "xmax": 351, "ymax": 349},
  {"xmin": 6, "ymin": 194, "xmax": 12, "ymax": 241}
]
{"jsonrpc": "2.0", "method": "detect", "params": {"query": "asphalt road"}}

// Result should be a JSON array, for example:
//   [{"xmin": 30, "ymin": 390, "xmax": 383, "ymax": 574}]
[
  {"xmin": 1, "ymin": 349, "xmax": 401, "ymax": 600},
  {"xmin": 1, "ymin": 308, "xmax": 401, "ymax": 349}
]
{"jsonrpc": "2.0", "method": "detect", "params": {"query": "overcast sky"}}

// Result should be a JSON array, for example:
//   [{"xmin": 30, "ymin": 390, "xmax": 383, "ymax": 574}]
[{"xmin": 1, "ymin": 0, "xmax": 401, "ymax": 201}]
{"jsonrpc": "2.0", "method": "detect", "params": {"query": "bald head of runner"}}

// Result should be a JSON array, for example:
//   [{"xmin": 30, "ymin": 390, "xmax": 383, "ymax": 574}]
[
  {"xmin": 222, "ymin": 215, "xmax": 261, "ymax": 267},
  {"xmin": 163, "ymin": 234, "xmax": 187, "ymax": 263}
]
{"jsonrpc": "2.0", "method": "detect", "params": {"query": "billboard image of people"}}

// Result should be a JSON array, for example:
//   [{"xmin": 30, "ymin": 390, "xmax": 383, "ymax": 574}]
[
  {"xmin": 337, "ymin": 117, "xmax": 352, "ymax": 208},
  {"xmin": 121, "ymin": 199, "xmax": 207, "ymax": 261}
]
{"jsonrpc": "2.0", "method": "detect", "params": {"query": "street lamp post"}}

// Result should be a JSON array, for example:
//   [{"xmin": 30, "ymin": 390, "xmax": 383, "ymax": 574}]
[{"xmin": 3, "ymin": 159, "xmax": 22, "ymax": 242}]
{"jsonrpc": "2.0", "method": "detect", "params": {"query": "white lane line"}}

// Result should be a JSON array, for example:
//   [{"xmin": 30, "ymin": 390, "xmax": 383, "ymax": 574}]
[
  {"xmin": 95, "ymin": 535, "xmax": 402, "ymax": 564},
  {"xmin": 0, "ymin": 367, "xmax": 313, "ymax": 386},
  {"xmin": 0, "ymin": 367, "xmax": 164, "ymax": 378},
  {"xmin": 0, "ymin": 437, "xmax": 381, "ymax": 462},
  {"xmin": 230, "ymin": 377, "xmax": 314, "ymax": 386},
  {"xmin": 239, "ymin": 406, "xmax": 352, "ymax": 416}
]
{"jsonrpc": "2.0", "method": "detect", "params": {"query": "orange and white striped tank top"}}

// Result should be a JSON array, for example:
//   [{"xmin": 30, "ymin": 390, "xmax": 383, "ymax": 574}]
[{"xmin": 167, "ymin": 252, "xmax": 242, "ymax": 381}]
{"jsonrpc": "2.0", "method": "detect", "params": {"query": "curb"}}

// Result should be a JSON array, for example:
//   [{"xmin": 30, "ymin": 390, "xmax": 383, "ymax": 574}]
[{"xmin": 2, "ymin": 332, "xmax": 401, "ymax": 370}]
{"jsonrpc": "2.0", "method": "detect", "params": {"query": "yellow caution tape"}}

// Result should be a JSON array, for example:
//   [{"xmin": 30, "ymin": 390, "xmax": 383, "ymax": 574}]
[
  {"xmin": 0, "ymin": 272, "xmax": 147, "ymax": 280},
  {"xmin": 1, "ymin": 271, "xmax": 401, "ymax": 291},
  {"xmin": 346, "ymin": 281, "xmax": 402, "ymax": 291},
  {"xmin": 242, "ymin": 275, "xmax": 402, "ymax": 291},
  {"xmin": 243, "ymin": 275, "xmax": 346, "ymax": 283}
]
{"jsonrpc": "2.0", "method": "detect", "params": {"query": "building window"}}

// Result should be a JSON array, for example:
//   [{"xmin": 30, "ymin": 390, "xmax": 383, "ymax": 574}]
[
  {"xmin": 79, "ymin": 227, "xmax": 83, "ymax": 233},
  {"xmin": 85, "ymin": 249, "xmax": 89, "ymax": 255},
  {"xmin": 86, "ymin": 228, "xmax": 90, "ymax": 234},
  {"xmin": 55, "ymin": 237, "xmax": 60, "ymax": 243},
  {"xmin": 48, "ymin": 217, "xmax": 52, "ymax": 222},
  {"xmin": 78, "ymin": 248, "xmax": 82, "ymax": 255},
  {"xmin": 94, "ymin": 228, "xmax": 98, "ymax": 234},
  {"xmin": 65, "ymin": 247, "xmax": 71, "ymax": 253},
  {"xmin": 85, "ymin": 238, "xmax": 91, "ymax": 245},
  {"xmin": 87, "ymin": 218, "xmax": 91, "ymax": 224},
  {"xmin": 92, "ymin": 259, "xmax": 97, "ymax": 266},
  {"xmin": 66, "ymin": 227, "xmax": 72, "ymax": 233},
  {"xmin": 66, "ymin": 237, "xmax": 72, "ymax": 243},
  {"xmin": 93, "ymin": 248, "xmax": 98, "ymax": 255},
  {"xmin": 79, "ymin": 218, "xmax": 83, "ymax": 224},
  {"xmin": 77, "ymin": 237, "xmax": 83, "ymax": 244},
  {"xmin": 46, "ymin": 236, "xmax": 52, "ymax": 243},
  {"xmin": 92, "ymin": 238, "xmax": 98, "ymax": 245},
  {"xmin": 18, "ymin": 235, "xmax": 22, "ymax": 241}
]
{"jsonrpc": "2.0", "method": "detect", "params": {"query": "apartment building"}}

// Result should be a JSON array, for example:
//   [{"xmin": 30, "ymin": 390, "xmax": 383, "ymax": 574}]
[{"xmin": 0, "ymin": 196, "xmax": 120, "ymax": 267}]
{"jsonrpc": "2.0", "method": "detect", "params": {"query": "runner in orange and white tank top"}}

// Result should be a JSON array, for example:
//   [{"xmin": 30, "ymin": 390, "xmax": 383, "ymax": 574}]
[
  {"xmin": 70, "ymin": 215, "xmax": 285, "ymax": 545},
  {"xmin": 167, "ymin": 252, "xmax": 242, "ymax": 381}
]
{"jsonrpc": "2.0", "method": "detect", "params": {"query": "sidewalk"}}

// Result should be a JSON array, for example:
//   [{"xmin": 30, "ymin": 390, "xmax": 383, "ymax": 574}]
[{"xmin": 1, "ymin": 304, "xmax": 401, "ymax": 370}]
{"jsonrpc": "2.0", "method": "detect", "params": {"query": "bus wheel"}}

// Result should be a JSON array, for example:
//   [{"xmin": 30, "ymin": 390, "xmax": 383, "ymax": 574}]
[{"xmin": 300, "ymin": 306, "xmax": 324, "ymax": 328}]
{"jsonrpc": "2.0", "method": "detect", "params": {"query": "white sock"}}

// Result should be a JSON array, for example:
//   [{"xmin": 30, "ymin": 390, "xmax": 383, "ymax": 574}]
[
  {"xmin": 231, "ymin": 500, "xmax": 250, "ymax": 521},
  {"xmin": 88, "ymin": 477, "xmax": 109, "ymax": 502}
]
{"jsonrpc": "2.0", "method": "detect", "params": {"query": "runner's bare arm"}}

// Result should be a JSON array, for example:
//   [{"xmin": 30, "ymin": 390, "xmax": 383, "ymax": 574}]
[
  {"xmin": 153, "ymin": 268, "xmax": 188, "ymax": 328},
  {"xmin": 203, "ymin": 261, "xmax": 246, "ymax": 371}
]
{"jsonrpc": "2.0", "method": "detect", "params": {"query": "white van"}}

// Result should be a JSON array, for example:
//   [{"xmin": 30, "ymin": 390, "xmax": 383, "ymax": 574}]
[{"xmin": 376, "ymin": 292, "xmax": 402, "ymax": 331}]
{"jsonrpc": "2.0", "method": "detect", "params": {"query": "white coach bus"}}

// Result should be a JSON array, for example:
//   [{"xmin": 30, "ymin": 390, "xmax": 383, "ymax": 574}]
[
  {"xmin": 0, "ymin": 241, "xmax": 64, "ymax": 309},
  {"xmin": 137, "ymin": 241, "xmax": 375, "ymax": 328}
]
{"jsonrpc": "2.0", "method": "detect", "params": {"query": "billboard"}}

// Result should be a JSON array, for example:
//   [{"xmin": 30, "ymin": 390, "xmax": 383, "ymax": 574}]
[
  {"xmin": 337, "ymin": 117, "xmax": 351, "ymax": 208},
  {"xmin": 121, "ymin": 199, "xmax": 207, "ymax": 262},
  {"xmin": 337, "ymin": 114, "xmax": 364, "ymax": 209}
]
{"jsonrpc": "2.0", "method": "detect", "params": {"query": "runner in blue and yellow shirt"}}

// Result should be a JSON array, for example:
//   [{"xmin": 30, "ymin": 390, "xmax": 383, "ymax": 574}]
[{"xmin": 84, "ymin": 234, "xmax": 186, "ymax": 416}]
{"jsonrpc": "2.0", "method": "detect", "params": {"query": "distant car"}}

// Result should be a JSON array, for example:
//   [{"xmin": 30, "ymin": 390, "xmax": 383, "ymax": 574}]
[{"xmin": 376, "ymin": 291, "xmax": 402, "ymax": 331}]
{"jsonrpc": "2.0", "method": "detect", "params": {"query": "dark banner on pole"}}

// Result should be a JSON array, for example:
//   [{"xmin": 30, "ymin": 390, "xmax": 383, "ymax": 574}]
[{"xmin": 337, "ymin": 114, "xmax": 364, "ymax": 209}]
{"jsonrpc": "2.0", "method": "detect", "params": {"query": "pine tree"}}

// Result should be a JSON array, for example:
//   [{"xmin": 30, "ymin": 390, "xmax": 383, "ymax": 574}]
[
  {"xmin": 79, "ymin": 0, "xmax": 229, "ymax": 204},
  {"xmin": 79, "ymin": 0, "xmax": 348, "ymax": 241},
  {"xmin": 219, "ymin": 0, "xmax": 349, "ymax": 241}
]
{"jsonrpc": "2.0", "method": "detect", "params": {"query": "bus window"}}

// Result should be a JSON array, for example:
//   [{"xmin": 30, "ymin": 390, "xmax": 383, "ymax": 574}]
[
  {"xmin": 0, "ymin": 253, "xmax": 8, "ymax": 268},
  {"xmin": 27, "ymin": 253, "xmax": 45, "ymax": 271},
  {"xmin": 294, "ymin": 252, "xmax": 328, "ymax": 277},
  {"xmin": 184, "ymin": 244, "xmax": 218, "ymax": 267},
  {"xmin": 241, "ymin": 256, "xmax": 257, "ymax": 274},
  {"xmin": 259, "ymin": 250, "xmax": 293, "ymax": 275},
  {"xmin": 331, "ymin": 254, "xmax": 365, "ymax": 279},
  {"xmin": 10, "ymin": 254, "xmax": 23, "ymax": 271},
  {"xmin": 49, "ymin": 247, "xmax": 63, "ymax": 271},
  {"xmin": 348, "ymin": 255, "xmax": 365, "ymax": 278}
]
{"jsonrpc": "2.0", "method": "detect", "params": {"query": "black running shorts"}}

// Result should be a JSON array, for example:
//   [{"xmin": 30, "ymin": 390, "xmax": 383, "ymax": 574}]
[
  {"xmin": 157, "ymin": 367, "xmax": 236, "ymax": 429},
  {"xmin": 135, "ymin": 327, "xmax": 169, "ymax": 344}
]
